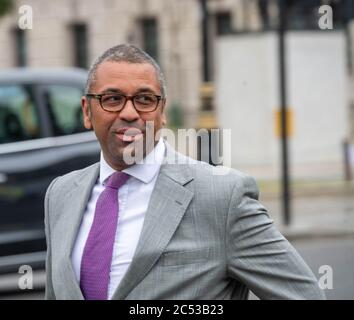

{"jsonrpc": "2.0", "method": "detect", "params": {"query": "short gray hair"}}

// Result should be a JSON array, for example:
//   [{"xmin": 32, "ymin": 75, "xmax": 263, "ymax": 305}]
[{"xmin": 85, "ymin": 44, "xmax": 167, "ymax": 97}]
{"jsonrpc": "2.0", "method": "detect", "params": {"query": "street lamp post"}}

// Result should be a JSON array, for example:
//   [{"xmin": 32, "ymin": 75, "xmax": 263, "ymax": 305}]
[
  {"xmin": 278, "ymin": 0, "xmax": 291, "ymax": 225},
  {"xmin": 198, "ymin": 0, "xmax": 219, "ymax": 166},
  {"xmin": 201, "ymin": 0, "xmax": 210, "ymax": 82}
]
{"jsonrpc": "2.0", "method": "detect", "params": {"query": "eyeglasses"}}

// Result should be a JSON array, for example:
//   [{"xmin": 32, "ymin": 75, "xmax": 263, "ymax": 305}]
[{"xmin": 86, "ymin": 93, "xmax": 162, "ymax": 113}]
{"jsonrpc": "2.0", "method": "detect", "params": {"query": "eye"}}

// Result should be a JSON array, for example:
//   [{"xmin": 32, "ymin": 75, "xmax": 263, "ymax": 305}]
[
  {"xmin": 134, "ymin": 94, "xmax": 156, "ymax": 105},
  {"xmin": 102, "ymin": 94, "xmax": 124, "ymax": 105}
]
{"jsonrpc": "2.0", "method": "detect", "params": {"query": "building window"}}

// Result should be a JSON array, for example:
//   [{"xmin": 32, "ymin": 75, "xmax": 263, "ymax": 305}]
[
  {"xmin": 215, "ymin": 12, "xmax": 233, "ymax": 35},
  {"xmin": 141, "ymin": 18, "xmax": 159, "ymax": 62},
  {"xmin": 283, "ymin": 0, "xmax": 346, "ymax": 30},
  {"xmin": 13, "ymin": 28, "xmax": 27, "ymax": 67},
  {"xmin": 258, "ymin": 0, "xmax": 270, "ymax": 30},
  {"xmin": 71, "ymin": 23, "xmax": 88, "ymax": 69},
  {"xmin": 256, "ymin": 0, "xmax": 348, "ymax": 31}
]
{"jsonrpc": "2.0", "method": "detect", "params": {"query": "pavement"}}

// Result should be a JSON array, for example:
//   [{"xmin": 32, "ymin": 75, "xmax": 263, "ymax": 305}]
[
  {"xmin": 249, "ymin": 237, "xmax": 354, "ymax": 300},
  {"xmin": 257, "ymin": 179, "xmax": 354, "ymax": 240}
]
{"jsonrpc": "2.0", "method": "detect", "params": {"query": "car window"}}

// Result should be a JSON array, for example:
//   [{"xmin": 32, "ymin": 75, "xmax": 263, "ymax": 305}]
[
  {"xmin": 42, "ymin": 85, "xmax": 86, "ymax": 136},
  {"xmin": 0, "ymin": 85, "xmax": 40, "ymax": 144}
]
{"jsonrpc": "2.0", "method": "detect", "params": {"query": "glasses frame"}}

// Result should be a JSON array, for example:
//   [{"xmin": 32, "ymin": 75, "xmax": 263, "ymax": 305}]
[{"xmin": 85, "ymin": 93, "xmax": 163, "ymax": 113}]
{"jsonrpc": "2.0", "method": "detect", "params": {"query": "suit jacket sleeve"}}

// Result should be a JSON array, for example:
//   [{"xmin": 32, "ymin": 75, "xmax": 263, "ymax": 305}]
[
  {"xmin": 44, "ymin": 177, "xmax": 59, "ymax": 300},
  {"xmin": 226, "ymin": 173, "xmax": 326, "ymax": 300}
]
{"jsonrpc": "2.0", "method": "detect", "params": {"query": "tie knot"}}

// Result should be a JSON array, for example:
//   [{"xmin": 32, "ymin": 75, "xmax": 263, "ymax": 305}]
[{"xmin": 105, "ymin": 172, "xmax": 129, "ymax": 189}]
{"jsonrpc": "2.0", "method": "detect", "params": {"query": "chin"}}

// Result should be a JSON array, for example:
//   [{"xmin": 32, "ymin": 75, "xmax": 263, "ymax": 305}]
[{"xmin": 111, "ymin": 144, "xmax": 144, "ymax": 167}]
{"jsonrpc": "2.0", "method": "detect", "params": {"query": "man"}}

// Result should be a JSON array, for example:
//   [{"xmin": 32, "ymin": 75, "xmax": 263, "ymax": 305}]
[{"xmin": 44, "ymin": 44, "xmax": 325, "ymax": 300}]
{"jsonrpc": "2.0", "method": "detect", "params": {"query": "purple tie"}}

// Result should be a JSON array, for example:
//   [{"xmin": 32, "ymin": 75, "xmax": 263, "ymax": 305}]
[{"xmin": 80, "ymin": 171, "xmax": 129, "ymax": 300}]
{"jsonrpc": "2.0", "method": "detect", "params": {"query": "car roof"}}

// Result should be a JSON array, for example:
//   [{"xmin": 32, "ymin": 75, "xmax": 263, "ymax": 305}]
[{"xmin": 0, "ymin": 67, "xmax": 87, "ymax": 86}]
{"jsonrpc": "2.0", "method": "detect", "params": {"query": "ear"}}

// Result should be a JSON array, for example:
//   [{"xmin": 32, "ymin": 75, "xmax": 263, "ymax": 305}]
[
  {"xmin": 161, "ymin": 98, "xmax": 167, "ymax": 126},
  {"xmin": 82, "ymin": 96, "xmax": 93, "ymax": 130}
]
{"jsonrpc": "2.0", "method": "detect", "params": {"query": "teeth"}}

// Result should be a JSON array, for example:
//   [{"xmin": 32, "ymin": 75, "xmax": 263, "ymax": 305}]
[
  {"xmin": 125, "ymin": 133, "xmax": 139, "ymax": 137},
  {"xmin": 123, "ymin": 135, "xmax": 134, "ymax": 142},
  {"xmin": 121, "ymin": 132, "xmax": 142, "ymax": 142},
  {"xmin": 121, "ymin": 129, "xmax": 141, "ymax": 136}
]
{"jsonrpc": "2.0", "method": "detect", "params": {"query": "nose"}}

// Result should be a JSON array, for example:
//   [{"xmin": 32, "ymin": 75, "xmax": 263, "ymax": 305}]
[{"xmin": 118, "ymin": 98, "xmax": 140, "ymax": 122}]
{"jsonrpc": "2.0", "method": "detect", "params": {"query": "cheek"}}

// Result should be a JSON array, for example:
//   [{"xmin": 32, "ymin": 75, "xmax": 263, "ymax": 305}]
[
  {"xmin": 142, "ymin": 113, "xmax": 164, "ymax": 129},
  {"xmin": 91, "ymin": 113, "xmax": 115, "ymax": 138}
]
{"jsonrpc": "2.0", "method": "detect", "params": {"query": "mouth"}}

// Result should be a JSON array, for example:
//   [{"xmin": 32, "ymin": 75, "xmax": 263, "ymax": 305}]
[{"xmin": 114, "ymin": 127, "xmax": 144, "ymax": 142}]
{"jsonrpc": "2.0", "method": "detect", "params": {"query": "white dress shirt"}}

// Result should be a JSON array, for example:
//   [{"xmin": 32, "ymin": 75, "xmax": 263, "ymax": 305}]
[{"xmin": 71, "ymin": 138, "xmax": 165, "ymax": 299}]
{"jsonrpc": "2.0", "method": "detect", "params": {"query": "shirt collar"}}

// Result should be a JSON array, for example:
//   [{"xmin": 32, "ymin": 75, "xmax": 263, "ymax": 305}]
[{"xmin": 99, "ymin": 138, "xmax": 165, "ymax": 185}]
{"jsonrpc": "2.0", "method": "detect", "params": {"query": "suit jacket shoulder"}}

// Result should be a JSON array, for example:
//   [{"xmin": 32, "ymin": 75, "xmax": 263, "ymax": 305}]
[{"xmin": 47, "ymin": 162, "xmax": 99, "ymax": 194}]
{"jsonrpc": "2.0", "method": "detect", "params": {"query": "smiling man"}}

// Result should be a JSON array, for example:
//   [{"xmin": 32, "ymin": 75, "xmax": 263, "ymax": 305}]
[
  {"xmin": 44, "ymin": 44, "xmax": 325, "ymax": 300},
  {"xmin": 82, "ymin": 57, "xmax": 166, "ymax": 169}
]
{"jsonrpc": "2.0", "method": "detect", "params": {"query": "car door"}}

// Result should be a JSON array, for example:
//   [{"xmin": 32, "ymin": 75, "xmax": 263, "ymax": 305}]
[
  {"xmin": 36, "ymin": 82, "xmax": 100, "ymax": 180},
  {"xmin": 0, "ymin": 82, "xmax": 100, "ymax": 274},
  {"xmin": 0, "ymin": 83, "xmax": 48, "ymax": 272}
]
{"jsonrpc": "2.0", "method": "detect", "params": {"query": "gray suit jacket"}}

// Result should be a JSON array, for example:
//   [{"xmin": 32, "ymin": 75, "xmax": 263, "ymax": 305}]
[{"xmin": 44, "ymin": 142, "xmax": 325, "ymax": 300}]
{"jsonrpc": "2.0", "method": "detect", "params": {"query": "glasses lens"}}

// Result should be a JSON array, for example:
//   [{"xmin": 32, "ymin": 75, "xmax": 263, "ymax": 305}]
[
  {"xmin": 134, "ymin": 94, "xmax": 158, "ymax": 111},
  {"xmin": 101, "ymin": 94, "xmax": 125, "ymax": 110}
]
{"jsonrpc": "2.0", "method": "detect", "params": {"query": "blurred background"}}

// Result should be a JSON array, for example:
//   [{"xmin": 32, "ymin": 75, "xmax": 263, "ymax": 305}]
[{"xmin": 0, "ymin": 0, "xmax": 353, "ymax": 299}]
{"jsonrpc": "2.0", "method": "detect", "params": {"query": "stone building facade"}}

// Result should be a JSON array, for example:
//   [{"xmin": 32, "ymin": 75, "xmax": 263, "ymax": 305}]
[{"xmin": 0, "ymin": 0, "xmax": 266, "ymax": 128}]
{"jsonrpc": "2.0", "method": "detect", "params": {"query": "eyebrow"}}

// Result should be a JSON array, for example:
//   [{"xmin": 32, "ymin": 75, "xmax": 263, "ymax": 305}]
[
  {"xmin": 99, "ymin": 88, "xmax": 124, "ymax": 94},
  {"xmin": 99, "ymin": 87, "xmax": 159, "ymax": 95}
]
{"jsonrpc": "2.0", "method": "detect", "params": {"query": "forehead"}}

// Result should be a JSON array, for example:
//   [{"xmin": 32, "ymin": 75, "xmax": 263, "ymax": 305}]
[{"xmin": 93, "ymin": 61, "xmax": 160, "ymax": 92}]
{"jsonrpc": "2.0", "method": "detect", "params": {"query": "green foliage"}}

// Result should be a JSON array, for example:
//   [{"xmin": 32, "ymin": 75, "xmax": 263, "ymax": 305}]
[{"xmin": 0, "ymin": 0, "xmax": 14, "ymax": 18}]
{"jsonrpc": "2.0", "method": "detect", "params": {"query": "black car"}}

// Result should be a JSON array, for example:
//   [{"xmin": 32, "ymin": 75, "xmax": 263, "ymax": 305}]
[{"xmin": 0, "ymin": 68, "xmax": 100, "ymax": 275}]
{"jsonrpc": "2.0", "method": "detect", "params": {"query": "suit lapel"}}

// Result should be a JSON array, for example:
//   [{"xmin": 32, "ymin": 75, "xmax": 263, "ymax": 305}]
[
  {"xmin": 61, "ymin": 143, "xmax": 195, "ymax": 300},
  {"xmin": 111, "ymin": 157, "xmax": 194, "ymax": 300},
  {"xmin": 61, "ymin": 163, "xmax": 100, "ymax": 300}
]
